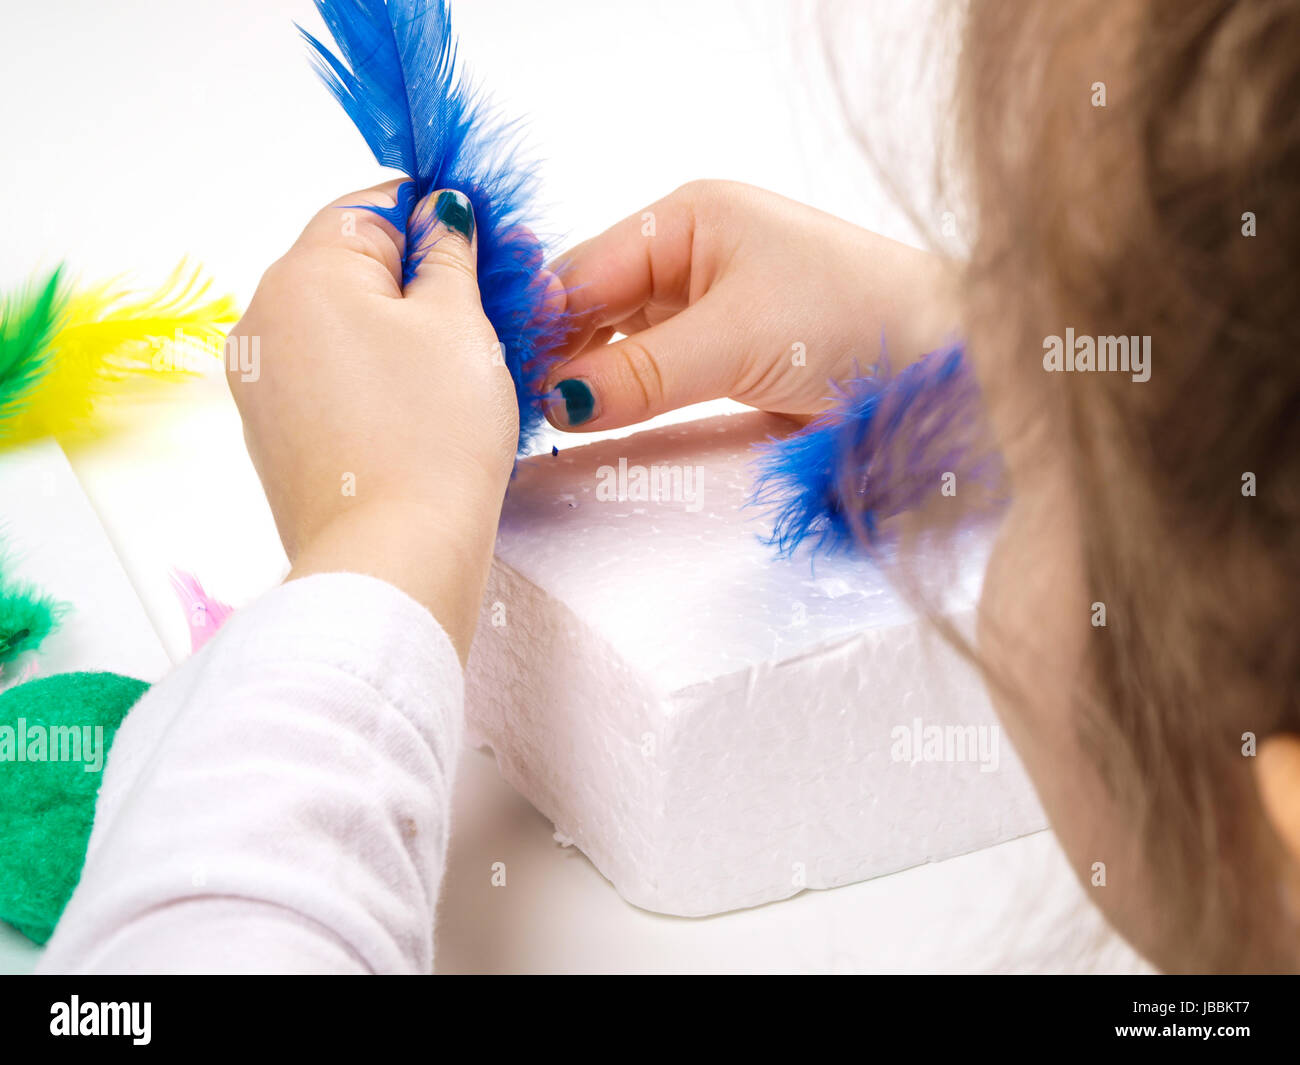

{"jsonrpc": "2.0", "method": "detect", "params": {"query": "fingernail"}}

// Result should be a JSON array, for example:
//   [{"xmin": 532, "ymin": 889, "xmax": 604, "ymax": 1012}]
[
  {"xmin": 556, "ymin": 378, "xmax": 596, "ymax": 426},
  {"xmin": 434, "ymin": 189, "xmax": 475, "ymax": 244}
]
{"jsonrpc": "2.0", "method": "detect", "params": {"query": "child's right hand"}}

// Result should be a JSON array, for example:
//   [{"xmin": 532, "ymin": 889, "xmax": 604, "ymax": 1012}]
[
  {"xmin": 544, "ymin": 180, "xmax": 955, "ymax": 431},
  {"xmin": 227, "ymin": 180, "xmax": 516, "ymax": 664}
]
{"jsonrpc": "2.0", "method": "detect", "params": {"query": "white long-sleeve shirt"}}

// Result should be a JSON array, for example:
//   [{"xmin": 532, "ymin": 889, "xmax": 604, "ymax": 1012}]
[{"xmin": 37, "ymin": 572, "xmax": 463, "ymax": 974}]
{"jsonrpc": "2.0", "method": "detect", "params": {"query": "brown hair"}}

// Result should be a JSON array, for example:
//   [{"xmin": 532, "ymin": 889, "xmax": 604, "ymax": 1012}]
[
  {"xmin": 828, "ymin": 0, "xmax": 1300, "ymax": 970},
  {"xmin": 967, "ymin": 0, "xmax": 1300, "ymax": 971}
]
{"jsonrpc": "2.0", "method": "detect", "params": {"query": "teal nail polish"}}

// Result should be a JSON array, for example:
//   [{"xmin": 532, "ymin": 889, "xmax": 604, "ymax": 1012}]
[
  {"xmin": 434, "ymin": 189, "xmax": 475, "ymax": 243},
  {"xmin": 557, "ymin": 378, "xmax": 595, "ymax": 426}
]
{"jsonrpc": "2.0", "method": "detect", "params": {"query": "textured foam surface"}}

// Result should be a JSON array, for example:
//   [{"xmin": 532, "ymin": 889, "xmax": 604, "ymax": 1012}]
[{"xmin": 464, "ymin": 411, "xmax": 1046, "ymax": 916}]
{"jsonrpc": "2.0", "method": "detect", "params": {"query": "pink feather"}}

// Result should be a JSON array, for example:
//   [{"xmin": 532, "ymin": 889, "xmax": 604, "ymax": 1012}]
[{"xmin": 169, "ymin": 568, "xmax": 235, "ymax": 653}]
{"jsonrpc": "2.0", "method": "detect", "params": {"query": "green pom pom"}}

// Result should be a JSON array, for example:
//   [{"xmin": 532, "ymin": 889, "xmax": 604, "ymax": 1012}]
[{"xmin": 0, "ymin": 671, "xmax": 148, "ymax": 943}]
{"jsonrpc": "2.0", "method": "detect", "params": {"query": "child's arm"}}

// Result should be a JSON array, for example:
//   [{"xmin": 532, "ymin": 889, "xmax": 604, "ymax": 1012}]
[
  {"xmin": 39, "ymin": 182, "xmax": 511, "ymax": 972},
  {"xmin": 38, "ymin": 573, "xmax": 460, "ymax": 973},
  {"xmin": 543, "ymin": 180, "xmax": 957, "ymax": 431}
]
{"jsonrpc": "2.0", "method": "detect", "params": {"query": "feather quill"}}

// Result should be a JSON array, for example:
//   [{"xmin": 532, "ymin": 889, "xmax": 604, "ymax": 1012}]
[
  {"xmin": 752, "ymin": 343, "xmax": 1004, "ymax": 557},
  {"xmin": 0, "ymin": 261, "xmax": 238, "ymax": 446},
  {"xmin": 301, "ymin": 0, "xmax": 569, "ymax": 453}
]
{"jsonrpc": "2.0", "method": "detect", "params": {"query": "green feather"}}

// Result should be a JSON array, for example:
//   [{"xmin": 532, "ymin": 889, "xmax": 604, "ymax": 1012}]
[
  {"xmin": 0, "ymin": 271, "xmax": 69, "ymax": 662},
  {"xmin": 0, "ymin": 558, "xmax": 63, "ymax": 664},
  {"xmin": 0, "ymin": 268, "xmax": 66, "ymax": 434}
]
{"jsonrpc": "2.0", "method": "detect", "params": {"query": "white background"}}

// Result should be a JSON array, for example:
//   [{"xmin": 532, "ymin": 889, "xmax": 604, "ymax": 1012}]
[{"xmin": 0, "ymin": 0, "xmax": 1149, "ymax": 972}]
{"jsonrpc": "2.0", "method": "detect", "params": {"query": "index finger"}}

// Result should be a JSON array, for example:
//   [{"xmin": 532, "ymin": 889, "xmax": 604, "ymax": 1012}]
[{"xmin": 549, "ymin": 188, "xmax": 699, "ymax": 355}]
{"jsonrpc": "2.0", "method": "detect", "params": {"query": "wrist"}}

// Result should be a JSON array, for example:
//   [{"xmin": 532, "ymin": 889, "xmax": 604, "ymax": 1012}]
[{"xmin": 287, "ymin": 484, "xmax": 504, "ymax": 665}]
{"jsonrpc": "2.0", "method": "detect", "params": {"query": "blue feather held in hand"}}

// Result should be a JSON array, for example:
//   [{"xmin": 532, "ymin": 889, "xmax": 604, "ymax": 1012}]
[{"xmin": 300, "ymin": 0, "xmax": 569, "ymax": 453}]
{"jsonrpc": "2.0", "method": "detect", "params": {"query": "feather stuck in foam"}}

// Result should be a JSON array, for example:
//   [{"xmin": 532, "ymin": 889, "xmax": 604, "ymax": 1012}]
[
  {"xmin": 301, "ymin": 0, "xmax": 571, "ymax": 453},
  {"xmin": 0, "ymin": 261, "xmax": 238, "ymax": 446}
]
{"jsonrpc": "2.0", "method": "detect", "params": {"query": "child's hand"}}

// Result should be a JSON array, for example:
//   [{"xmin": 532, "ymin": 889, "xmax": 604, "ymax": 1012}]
[
  {"xmin": 228, "ymin": 180, "xmax": 516, "ymax": 663},
  {"xmin": 544, "ymin": 180, "xmax": 955, "ymax": 431}
]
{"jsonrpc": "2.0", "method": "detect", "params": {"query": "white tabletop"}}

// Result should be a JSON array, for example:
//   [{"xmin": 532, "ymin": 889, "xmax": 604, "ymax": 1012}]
[{"xmin": 0, "ymin": 0, "xmax": 1149, "ymax": 973}]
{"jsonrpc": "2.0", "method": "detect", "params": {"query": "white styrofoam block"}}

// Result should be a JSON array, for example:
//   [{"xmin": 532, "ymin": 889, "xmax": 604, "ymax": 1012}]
[{"xmin": 465, "ymin": 411, "xmax": 1046, "ymax": 916}]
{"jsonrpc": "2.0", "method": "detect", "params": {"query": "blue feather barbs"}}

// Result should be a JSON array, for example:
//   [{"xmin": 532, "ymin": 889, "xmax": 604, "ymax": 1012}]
[{"xmin": 301, "ymin": 0, "xmax": 570, "ymax": 454}]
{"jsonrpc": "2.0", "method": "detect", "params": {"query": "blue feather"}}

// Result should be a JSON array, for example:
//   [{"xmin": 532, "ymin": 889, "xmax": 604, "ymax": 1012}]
[
  {"xmin": 751, "ymin": 343, "xmax": 1003, "ymax": 557},
  {"xmin": 301, "ymin": 0, "xmax": 568, "ymax": 453}
]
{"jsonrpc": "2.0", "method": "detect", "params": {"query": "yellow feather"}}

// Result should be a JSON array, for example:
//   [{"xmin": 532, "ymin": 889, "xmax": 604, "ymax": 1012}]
[{"xmin": 1, "ymin": 260, "xmax": 240, "ymax": 445}]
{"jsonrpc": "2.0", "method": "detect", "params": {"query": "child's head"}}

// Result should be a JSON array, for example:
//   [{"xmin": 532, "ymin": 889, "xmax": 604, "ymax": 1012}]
[{"xmin": 955, "ymin": 0, "xmax": 1300, "ymax": 970}]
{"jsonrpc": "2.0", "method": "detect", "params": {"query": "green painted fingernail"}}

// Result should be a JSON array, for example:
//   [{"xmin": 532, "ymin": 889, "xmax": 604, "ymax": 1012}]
[
  {"xmin": 434, "ymin": 189, "xmax": 475, "ymax": 243},
  {"xmin": 557, "ymin": 378, "xmax": 595, "ymax": 426}
]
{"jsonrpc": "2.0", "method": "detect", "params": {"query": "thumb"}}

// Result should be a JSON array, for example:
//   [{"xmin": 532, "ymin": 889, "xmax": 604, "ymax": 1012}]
[
  {"xmin": 402, "ymin": 188, "xmax": 480, "ymax": 304},
  {"xmin": 543, "ymin": 304, "xmax": 735, "ymax": 431}
]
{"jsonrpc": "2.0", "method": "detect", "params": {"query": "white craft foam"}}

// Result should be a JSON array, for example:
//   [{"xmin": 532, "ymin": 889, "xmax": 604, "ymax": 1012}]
[{"xmin": 464, "ymin": 411, "xmax": 1046, "ymax": 916}]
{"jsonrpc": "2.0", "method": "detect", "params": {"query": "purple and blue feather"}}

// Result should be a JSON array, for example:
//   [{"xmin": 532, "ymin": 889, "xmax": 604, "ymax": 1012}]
[{"xmin": 752, "ymin": 342, "xmax": 1001, "ymax": 557}]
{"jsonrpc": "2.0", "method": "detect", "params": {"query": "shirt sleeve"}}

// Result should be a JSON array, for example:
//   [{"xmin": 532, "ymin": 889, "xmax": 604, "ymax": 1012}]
[{"xmin": 36, "ymin": 571, "xmax": 464, "ymax": 974}]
